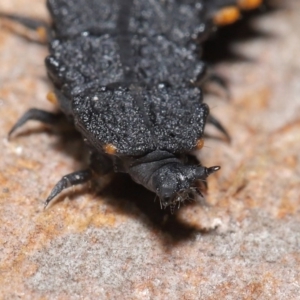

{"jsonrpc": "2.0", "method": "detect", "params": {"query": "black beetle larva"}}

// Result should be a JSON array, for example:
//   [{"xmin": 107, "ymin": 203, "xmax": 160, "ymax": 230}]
[{"xmin": 5, "ymin": 0, "xmax": 262, "ymax": 211}]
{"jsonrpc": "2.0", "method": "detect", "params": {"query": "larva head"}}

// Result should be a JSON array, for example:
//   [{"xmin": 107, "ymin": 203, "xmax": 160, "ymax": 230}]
[
  {"xmin": 152, "ymin": 163, "xmax": 220, "ymax": 209},
  {"xmin": 127, "ymin": 150, "xmax": 220, "ymax": 211}
]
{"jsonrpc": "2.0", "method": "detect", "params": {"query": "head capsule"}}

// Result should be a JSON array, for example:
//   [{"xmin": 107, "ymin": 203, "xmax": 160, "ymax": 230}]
[{"xmin": 152, "ymin": 163, "xmax": 220, "ymax": 208}]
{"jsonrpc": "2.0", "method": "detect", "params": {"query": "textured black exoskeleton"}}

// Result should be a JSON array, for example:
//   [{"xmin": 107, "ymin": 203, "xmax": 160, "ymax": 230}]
[{"xmin": 7, "ymin": 0, "xmax": 258, "ymax": 210}]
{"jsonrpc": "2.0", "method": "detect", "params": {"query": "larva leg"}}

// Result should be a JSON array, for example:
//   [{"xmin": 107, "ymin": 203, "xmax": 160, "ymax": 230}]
[
  {"xmin": 44, "ymin": 152, "xmax": 113, "ymax": 208},
  {"xmin": 44, "ymin": 169, "xmax": 93, "ymax": 208},
  {"xmin": 8, "ymin": 108, "xmax": 64, "ymax": 138},
  {"xmin": 207, "ymin": 114, "xmax": 231, "ymax": 142},
  {"xmin": 204, "ymin": 73, "xmax": 230, "ymax": 100}
]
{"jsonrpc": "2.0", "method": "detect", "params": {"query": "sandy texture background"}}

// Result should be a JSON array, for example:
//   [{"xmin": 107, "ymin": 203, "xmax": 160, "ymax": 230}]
[{"xmin": 0, "ymin": 1, "xmax": 299, "ymax": 299}]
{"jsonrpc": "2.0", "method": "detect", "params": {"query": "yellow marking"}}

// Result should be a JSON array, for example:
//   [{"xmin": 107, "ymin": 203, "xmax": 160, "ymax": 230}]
[
  {"xmin": 238, "ymin": 0, "xmax": 262, "ymax": 10},
  {"xmin": 46, "ymin": 91, "xmax": 58, "ymax": 105},
  {"xmin": 213, "ymin": 6, "xmax": 241, "ymax": 26},
  {"xmin": 36, "ymin": 26, "xmax": 47, "ymax": 43},
  {"xmin": 104, "ymin": 144, "xmax": 117, "ymax": 155},
  {"xmin": 195, "ymin": 139, "xmax": 205, "ymax": 150}
]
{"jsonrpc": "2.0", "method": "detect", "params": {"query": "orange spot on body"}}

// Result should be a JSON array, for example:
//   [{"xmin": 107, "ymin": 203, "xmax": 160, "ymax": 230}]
[
  {"xmin": 104, "ymin": 144, "xmax": 117, "ymax": 155},
  {"xmin": 213, "ymin": 6, "xmax": 241, "ymax": 26},
  {"xmin": 238, "ymin": 0, "xmax": 262, "ymax": 10},
  {"xmin": 195, "ymin": 139, "xmax": 205, "ymax": 150},
  {"xmin": 46, "ymin": 91, "xmax": 58, "ymax": 105}
]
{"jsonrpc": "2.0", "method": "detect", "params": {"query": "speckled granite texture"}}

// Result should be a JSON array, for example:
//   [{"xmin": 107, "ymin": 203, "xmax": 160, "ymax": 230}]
[{"xmin": 0, "ymin": 1, "xmax": 300, "ymax": 299}]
